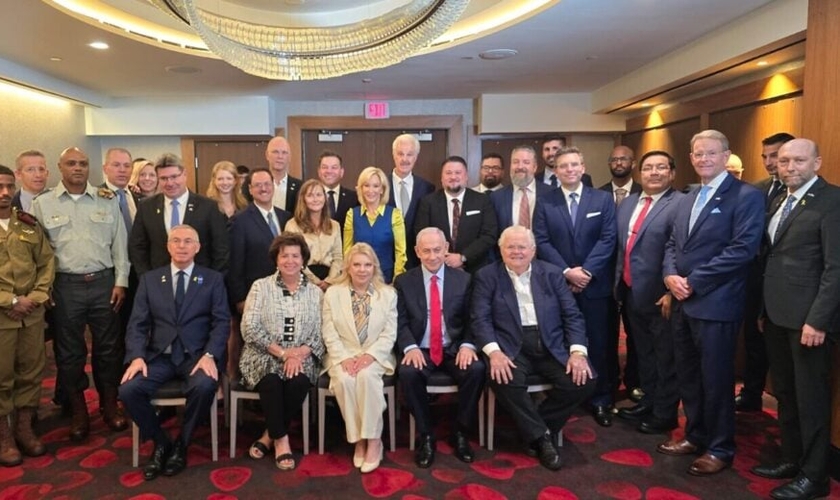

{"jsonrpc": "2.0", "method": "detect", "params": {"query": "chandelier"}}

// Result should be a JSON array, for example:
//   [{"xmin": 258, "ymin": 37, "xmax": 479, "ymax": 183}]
[{"xmin": 147, "ymin": 0, "xmax": 471, "ymax": 81}]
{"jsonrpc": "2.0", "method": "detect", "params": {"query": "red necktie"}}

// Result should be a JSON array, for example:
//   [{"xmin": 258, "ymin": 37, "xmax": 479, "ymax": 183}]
[
  {"xmin": 429, "ymin": 275, "xmax": 443, "ymax": 365},
  {"xmin": 623, "ymin": 196, "xmax": 652, "ymax": 287},
  {"xmin": 518, "ymin": 187, "xmax": 531, "ymax": 229}
]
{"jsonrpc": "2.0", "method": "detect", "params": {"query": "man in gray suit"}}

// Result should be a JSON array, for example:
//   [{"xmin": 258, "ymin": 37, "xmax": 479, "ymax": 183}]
[{"xmin": 614, "ymin": 151, "xmax": 684, "ymax": 434}]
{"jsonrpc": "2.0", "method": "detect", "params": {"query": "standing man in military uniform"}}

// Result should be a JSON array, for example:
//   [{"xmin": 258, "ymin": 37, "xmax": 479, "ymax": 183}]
[
  {"xmin": 32, "ymin": 147, "xmax": 130, "ymax": 442},
  {"xmin": 0, "ymin": 165, "xmax": 55, "ymax": 466}
]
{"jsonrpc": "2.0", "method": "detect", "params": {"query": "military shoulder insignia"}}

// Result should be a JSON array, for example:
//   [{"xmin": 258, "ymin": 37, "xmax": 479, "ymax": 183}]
[
  {"xmin": 98, "ymin": 187, "xmax": 115, "ymax": 199},
  {"xmin": 12, "ymin": 207, "xmax": 39, "ymax": 226}
]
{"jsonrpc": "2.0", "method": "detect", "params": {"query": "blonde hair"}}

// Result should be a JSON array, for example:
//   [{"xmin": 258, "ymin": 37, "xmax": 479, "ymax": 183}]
[
  {"xmin": 206, "ymin": 160, "xmax": 247, "ymax": 210},
  {"xmin": 293, "ymin": 179, "xmax": 334, "ymax": 235},
  {"xmin": 336, "ymin": 242, "xmax": 385, "ymax": 291},
  {"xmin": 355, "ymin": 166, "xmax": 390, "ymax": 206},
  {"xmin": 129, "ymin": 159, "xmax": 158, "ymax": 195}
]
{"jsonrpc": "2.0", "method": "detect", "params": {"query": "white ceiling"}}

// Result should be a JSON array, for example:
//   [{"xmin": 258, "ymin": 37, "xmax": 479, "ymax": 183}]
[{"xmin": 0, "ymin": 0, "xmax": 779, "ymax": 105}]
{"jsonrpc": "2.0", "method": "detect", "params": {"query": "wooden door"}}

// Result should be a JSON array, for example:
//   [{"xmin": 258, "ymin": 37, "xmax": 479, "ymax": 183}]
[{"xmin": 193, "ymin": 140, "xmax": 268, "ymax": 193}]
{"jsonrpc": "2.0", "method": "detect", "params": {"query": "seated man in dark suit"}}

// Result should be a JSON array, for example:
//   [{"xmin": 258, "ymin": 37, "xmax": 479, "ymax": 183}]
[
  {"xmin": 119, "ymin": 225, "xmax": 230, "ymax": 481},
  {"xmin": 394, "ymin": 227, "xmax": 485, "ymax": 468},
  {"xmin": 129, "ymin": 153, "xmax": 229, "ymax": 277},
  {"xmin": 471, "ymin": 226, "xmax": 595, "ymax": 470}
]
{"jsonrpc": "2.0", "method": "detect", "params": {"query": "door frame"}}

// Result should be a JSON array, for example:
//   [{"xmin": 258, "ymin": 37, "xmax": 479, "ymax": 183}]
[{"xmin": 287, "ymin": 115, "xmax": 464, "ymax": 178}]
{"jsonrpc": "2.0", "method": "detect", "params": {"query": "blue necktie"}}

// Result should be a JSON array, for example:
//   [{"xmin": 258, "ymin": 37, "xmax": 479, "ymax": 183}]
[
  {"xmin": 569, "ymin": 192, "xmax": 579, "ymax": 227},
  {"xmin": 267, "ymin": 212, "xmax": 279, "ymax": 237},
  {"xmin": 117, "ymin": 189, "xmax": 132, "ymax": 231},
  {"xmin": 773, "ymin": 194, "xmax": 797, "ymax": 243},
  {"xmin": 171, "ymin": 270, "xmax": 186, "ymax": 365},
  {"xmin": 689, "ymin": 185, "xmax": 710, "ymax": 232},
  {"xmin": 170, "ymin": 199, "xmax": 180, "ymax": 230}
]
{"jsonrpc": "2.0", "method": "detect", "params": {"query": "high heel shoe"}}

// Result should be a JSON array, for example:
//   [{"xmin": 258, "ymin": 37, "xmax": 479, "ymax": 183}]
[
  {"xmin": 353, "ymin": 442, "xmax": 366, "ymax": 468},
  {"xmin": 360, "ymin": 445, "xmax": 383, "ymax": 474}
]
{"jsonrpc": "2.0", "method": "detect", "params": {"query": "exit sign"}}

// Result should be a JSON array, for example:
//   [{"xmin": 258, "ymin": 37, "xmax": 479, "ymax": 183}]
[{"xmin": 365, "ymin": 101, "xmax": 390, "ymax": 119}]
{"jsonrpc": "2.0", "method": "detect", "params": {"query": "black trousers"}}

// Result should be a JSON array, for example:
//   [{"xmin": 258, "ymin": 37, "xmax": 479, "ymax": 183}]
[
  {"xmin": 255, "ymin": 373, "xmax": 311, "ymax": 440},
  {"xmin": 740, "ymin": 265, "xmax": 768, "ymax": 401},
  {"xmin": 53, "ymin": 270, "xmax": 121, "ymax": 397},
  {"xmin": 764, "ymin": 320, "xmax": 831, "ymax": 482},
  {"xmin": 624, "ymin": 288, "xmax": 678, "ymax": 420},
  {"xmin": 490, "ymin": 327, "xmax": 595, "ymax": 444},
  {"xmin": 398, "ymin": 349, "xmax": 485, "ymax": 437},
  {"xmin": 119, "ymin": 354, "xmax": 218, "ymax": 445}
]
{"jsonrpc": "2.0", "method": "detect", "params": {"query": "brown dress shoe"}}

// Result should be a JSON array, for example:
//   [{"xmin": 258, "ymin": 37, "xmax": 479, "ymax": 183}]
[
  {"xmin": 69, "ymin": 393, "xmax": 90, "ymax": 442},
  {"xmin": 14, "ymin": 408, "xmax": 46, "ymax": 457},
  {"xmin": 656, "ymin": 438, "xmax": 699, "ymax": 456},
  {"xmin": 688, "ymin": 453, "xmax": 731, "ymax": 476},
  {"xmin": 101, "ymin": 390, "xmax": 128, "ymax": 432},
  {"xmin": 0, "ymin": 415, "xmax": 22, "ymax": 467}
]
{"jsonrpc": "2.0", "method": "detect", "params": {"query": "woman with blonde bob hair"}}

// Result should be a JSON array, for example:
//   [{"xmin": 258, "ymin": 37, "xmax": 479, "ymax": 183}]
[
  {"xmin": 343, "ymin": 166, "xmax": 406, "ymax": 283},
  {"xmin": 321, "ymin": 243, "xmax": 397, "ymax": 474},
  {"xmin": 128, "ymin": 158, "xmax": 158, "ymax": 199},
  {"xmin": 206, "ymin": 160, "xmax": 248, "ymax": 219},
  {"xmin": 284, "ymin": 179, "xmax": 343, "ymax": 291}
]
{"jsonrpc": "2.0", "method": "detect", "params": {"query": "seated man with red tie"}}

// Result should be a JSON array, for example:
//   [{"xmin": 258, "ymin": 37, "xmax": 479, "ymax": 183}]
[
  {"xmin": 119, "ymin": 225, "xmax": 230, "ymax": 480},
  {"xmin": 394, "ymin": 227, "xmax": 485, "ymax": 468}
]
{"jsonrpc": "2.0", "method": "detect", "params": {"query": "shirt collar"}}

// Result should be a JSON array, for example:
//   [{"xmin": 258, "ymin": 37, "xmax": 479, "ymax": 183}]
[
  {"xmin": 393, "ymin": 171, "xmax": 414, "ymax": 186},
  {"xmin": 612, "ymin": 180, "xmax": 633, "ymax": 192},
  {"xmin": 560, "ymin": 184, "xmax": 583, "ymax": 199},
  {"xmin": 702, "ymin": 170, "xmax": 729, "ymax": 190},
  {"xmin": 171, "ymin": 262, "xmax": 195, "ymax": 278},
  {"xmin": 56, "ymin": 182, "xmax": 96, "ymax": 199},
  {"xmin": 105, "ymin": 180, "xmax": 127, "ymax": 193},
  {"xmin": 165, "ymin": 190, "xmax": 190, "ymax": 206},
  {"xmin": 505, "ymin": 263, "xmax": 532, "ymax": 279},
  {"xmin": 421, "ymin": 265, "xmax": 445, "ymax": 284},
  {"xmin": 787, "ymin": 175, "xmax": 820, "ymax": 201},
  {"xmin": 445, "ymin": 189, "xmax": 465, "ymax": 205}
]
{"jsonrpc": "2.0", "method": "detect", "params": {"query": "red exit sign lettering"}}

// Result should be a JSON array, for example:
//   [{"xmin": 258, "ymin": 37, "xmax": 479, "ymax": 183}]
[{"xmin": 365, "ymin": 101, "xmax": 390, "ymax": 119}]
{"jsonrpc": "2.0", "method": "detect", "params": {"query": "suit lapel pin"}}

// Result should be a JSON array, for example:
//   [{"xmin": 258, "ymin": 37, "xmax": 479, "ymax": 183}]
[
  {"xmin": 161, "ymin": 274, "xmax": 167, "ymax": 283},
  {"xmin": 187, "ymin": 203, "xmax": 194, "ymax": 212},
  {"xmin": 193, "ymin": 275, "xmax": 203, "ymax": 285},
  {"xmin": 156, "ymin": 208, "xmax": 161, "ymax": 214}
]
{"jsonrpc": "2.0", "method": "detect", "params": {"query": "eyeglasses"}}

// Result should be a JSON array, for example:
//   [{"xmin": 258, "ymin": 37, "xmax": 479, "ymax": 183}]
[
  {"xmin": 21, "ymin": 167, "xmax": 48, "ymax": 174},
  {"xmin": 691, "ymin": 151, "xmax": 721, "ymax": 160},
  {"xmin": 609, "ymin": 156, "xmax": 633, "ymax": 163},
  {"xmin": 159, "ymin": 173, "xmax": 184, "ymax": 182},
  {"xmin": 63, "ymin": 160, "xmax": 89, "ymax": 167},
  {"xmin": 481, "ymin": 165, "xmax": 503, "ymax": 172},
  {"xmin": 640, "ymin": 164, "xmax": 671, "ymax": 173},
  {"xmin": 169, "ymin": 238, "xmax": 197, "ymax": 246}
]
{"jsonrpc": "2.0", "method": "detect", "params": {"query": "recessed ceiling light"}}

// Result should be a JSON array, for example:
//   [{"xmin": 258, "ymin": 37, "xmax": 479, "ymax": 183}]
[
  {"xmin": 50, "ymin": 57, "xmax": 62, "ymax": 62},
  {"xmin": 361, "ymin": 78, "xmax": 373, "ymax": 83},
  {"xmin": 757, "ymin": 60, "xmax": 769, "ymax": 66},
  {"xmin": 165, "ymin": 65, "xmax": 201, "ymax": 74},
  {"xmin": 478, "ymin": 49, "xmax": 518, "ymax": 60},
  {"xmin": 585, "ymin": 55, "xmax": 598, "ymax": 61},
  {"xmin": 640, "ymin": 102, "xmax": 654, "ymax": 108},
  {"xmin": 461, "ymin": 56, "xmax": 474, "ymax": 60},
  {"xmin": 88, "ymin": 41, "xmax": 109, "ymax": 50}
]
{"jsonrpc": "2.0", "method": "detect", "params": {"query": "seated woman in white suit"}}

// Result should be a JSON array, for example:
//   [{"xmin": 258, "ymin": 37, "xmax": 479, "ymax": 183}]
[{"xmin": 321, "ymin": 242, "xmax": 397, "ymax": 473}]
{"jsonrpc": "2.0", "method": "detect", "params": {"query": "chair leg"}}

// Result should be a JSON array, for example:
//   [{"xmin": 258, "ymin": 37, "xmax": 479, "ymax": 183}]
[
  {"xmin": 302, "ymin": 393, "xmax": 310, "ymax": 455},
  {"xmin": 318, "ymin": 389, "xmax": 326, "ymax": 455},
  {"xmin": 229, "ymin": 393, "xmax": 239, "ymax": 459},
  {"xmin": 132, "ymin": 422, "xmax": 140, "ymax": 467},
  {"xmin": 222, "ymin": 375, "xmax": 231, "ymax": 429},
  {"xmin": 487, "ymin": 389, "xmax": 495, "ymax": 451},
  {"xmin": 409, "ymin": 414, "xmax": 416, "ymax": 451},
  {"xmin": 211, "ymin": 397, "xmax": 219, "ymax": 462},
  {"xmin": 478, "ymin": 391, "xmax": 485, "ymax": 448},
  {"xmin": 386, "ymin": 386, "xmax": 396, "ymax": 453}
]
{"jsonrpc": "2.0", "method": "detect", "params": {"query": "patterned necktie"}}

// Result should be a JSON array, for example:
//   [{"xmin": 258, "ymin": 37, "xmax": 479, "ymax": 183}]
[
  {"xmin": 623, "ymin": 196, "xmax": 652, "ymax": 287},
  {"xmin": 328, "ymin": 190, "xmax": 337, "ymax": 218},
  {"xmin": 429, "ymin": 275, "xmax": 443, "ymax": 366},
  {"xmin": 399, "ymin": 181, "xmax": 410, "ymax": 214},
  {"xmin": 688, "ymin": 185, "xmax": 710, "ymax": 233},
  {"xmin": 569, "ymin": 192, "xmax": 579, "ymax": 227},
  {"xmin": 549, "ymin": 174, "xmax": 558, "ymax": 189},
  {"xmin": 171, "ymin": 270, "xmax": 186, "ymax": 365},
  {"xmin": 614, "ymin": 188, "xmax": 628, "ymax": 205},
  {"xmin": 352, "ymin": 289, "xmax": 371, "ymax": 345},
  {"xmin": 451, "ymin": 198, "xmax": 461, "ymax": 243},
  {"xmin": 267, "ymin": 211, "xmax": 279, "ymax": 237},
  {"xmin": 117, "ymin": 189, "xmax": 132, "ymax": 231},
  {"xmin": 170, "ymin": 199, "xmax": 180, "ymax": 229},
  {"xmin": 774, "ymin": 194, "xmax": 797, "ymax": 243},
  {"xmin": 518, "ymin": 187, "xmax": 531, "ymax": 229}
]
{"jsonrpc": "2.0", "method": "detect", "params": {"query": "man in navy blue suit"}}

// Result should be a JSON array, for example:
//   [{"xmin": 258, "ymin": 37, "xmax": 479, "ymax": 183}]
[
  {"xmin": 472, "ymin": 226, "xmax": 594, "ymax": 470},
  {"xmin": 489, "ymin": 145, "xmax": 552, "ymax": 234},
  {"xmin": 119, "ymin": 225, "xmax": 230, "ymax": 481},
  {"xmin": 317, "ymin": 150, "xmax": 358, "ymax": 233},
  {"xmin": 394, "ymin": 227, "xmax": 484, "ymax": 468},
  {"xmin": 388, "ymin": 133, "xmax": 435, "ymax": 269},
  {"xmin": 658, "ymin": 130, "xmax": 764, "ymax": 476},
  {"xmin": 614, "ymin": 151, "xmax": 684, "ymax": 434},
  {"xmin": 533, "ymin": 146, "xmax": 617, "ymax": 427}
]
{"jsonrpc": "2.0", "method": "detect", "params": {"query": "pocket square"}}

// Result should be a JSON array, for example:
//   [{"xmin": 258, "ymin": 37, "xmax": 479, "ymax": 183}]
[
  {"xmin": 711, "ymin": 208, "xmax": 722, "ymax": 214},
  {"xmin": 465, "ymin": 210, "xmax": 481, "ymax": 216},
  {"xmin": 586, "ymin": 211, "xmax": 601, "ymax": 218}
]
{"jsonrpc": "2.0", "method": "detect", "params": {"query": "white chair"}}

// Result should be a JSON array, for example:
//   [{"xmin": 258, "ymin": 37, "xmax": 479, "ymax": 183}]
[
  {"xmin": 131, "ymin": 379, "xmax": 220, "ymax": 467},
  {"xmin": 317, "ymin": 374, "xmax": 396, "ymax": 454},
  {"xmin": 407, "ymin": 371, "xmax": 485, "ymax": 450},
  {"xmin": 228, "ymin": 380, "xmax": 309, "ymax": 458},
  {"xmin": 487, "ymin": 376, "xmax": 562, "ymax": 451}
]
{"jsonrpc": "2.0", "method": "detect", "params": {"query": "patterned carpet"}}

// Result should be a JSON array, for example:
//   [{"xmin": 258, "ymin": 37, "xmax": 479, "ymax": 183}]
[{"xmin": 2, "ymin": 345, "xmax": 838, "ymax": 499}]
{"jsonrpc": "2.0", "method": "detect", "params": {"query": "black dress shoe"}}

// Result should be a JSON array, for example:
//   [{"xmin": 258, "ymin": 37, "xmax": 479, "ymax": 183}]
[
  {"xmin": 592, "ymin": 406, "xmax": 613, "ymax": 427},
  {"xmin": 414, "ymin": 434, "xmax": 435, "ymax": 469},
  {"xmin": 163, "ymin": 439, "xmax": 187, "ymax": 477},
  {"xmin": 734, "ymin": 393, "xmax": 763, "ymax": 412},
  {"xmin": 638, "ymin": 416, "xmax": 678, "ymax": 434},
  {"xmin": 617, "ymin": 404, "xmax": 652, "ymax": 421},
  {"xmin": 532, "ymin": 434, "xmax": 562, "ymax": 471},
  {"xmin": 451, "ymin": 431, "xmax": 474, "ymax": 463},
  {"xmin": 751, "ymin": 462, "xmax": 799, "ymax": 480},
  {"xmin": 770, "ymin": 474, "xmax": 829, "ymax": 500},
  {"xmin": 143, "ymin": 441, "xmax": 171, "ymax": 481}
]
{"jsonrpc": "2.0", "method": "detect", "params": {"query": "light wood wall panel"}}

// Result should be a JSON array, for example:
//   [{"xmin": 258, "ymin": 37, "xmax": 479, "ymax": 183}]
[{"xmin": 622, "ymin": 118, "xmax": 701, "ymax": 190}]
